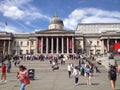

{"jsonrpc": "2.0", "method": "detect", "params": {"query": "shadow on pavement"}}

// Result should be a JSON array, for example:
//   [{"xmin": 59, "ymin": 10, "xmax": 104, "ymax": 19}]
[
  {"xmin": 78, "ymin": 83, "xmax": 99, "ymax": 85},
  {"xmin": 92, "ymin": 83, "xmax": 100, "ymax": 85}
]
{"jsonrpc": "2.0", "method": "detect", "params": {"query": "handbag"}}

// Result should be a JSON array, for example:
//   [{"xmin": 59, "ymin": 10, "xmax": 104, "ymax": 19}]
[{"xmin": 23, "ymin": 76, "xmax": 30, "ymax": 85}]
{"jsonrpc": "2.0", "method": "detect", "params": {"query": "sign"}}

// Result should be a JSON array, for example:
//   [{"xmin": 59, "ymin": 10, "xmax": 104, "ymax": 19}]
[{"xmin": 38, "ymin": 38, "xmax": 41, "ymax": 48}]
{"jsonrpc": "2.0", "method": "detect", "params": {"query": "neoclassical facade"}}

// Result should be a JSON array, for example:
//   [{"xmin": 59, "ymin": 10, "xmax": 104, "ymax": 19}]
[{"xmin": 0, "ymin": 15, "xmax": 120, "ymax": 56}]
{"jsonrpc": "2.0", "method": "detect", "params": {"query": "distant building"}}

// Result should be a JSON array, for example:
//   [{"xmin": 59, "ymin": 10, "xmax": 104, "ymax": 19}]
[{"xmin": 0, "ymin": 15, "xmax": 120, "ymax": 56}]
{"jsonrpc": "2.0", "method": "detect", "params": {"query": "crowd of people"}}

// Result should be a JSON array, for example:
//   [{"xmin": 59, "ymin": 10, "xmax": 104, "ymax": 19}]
[
  {"xmin": 67, "ymin": 57, "xmax": 96, "ymax": 86},
  {"xmin": 0, "ymin": 53, "xmax": 120, "ymax": 90},
  {"xmin": 66, "ymin": 55, "xmax": 120, "ymax": 90}
]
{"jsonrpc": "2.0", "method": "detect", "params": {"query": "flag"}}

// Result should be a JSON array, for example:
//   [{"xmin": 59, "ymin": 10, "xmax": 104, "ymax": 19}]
[
  {"xmin": 69, "ymin": 38, "xmax": 72, "ymax": 49},
  {"xmin": 5, "ymin": 21, "xmax": 7, "ymax": 26},
  {"xmin": 114, "ymin": 43, "xmax": 120, "ymax": 51},
  {"xmin": 38, "ymin": 38, "xmax": 41, "ymax": 48}
]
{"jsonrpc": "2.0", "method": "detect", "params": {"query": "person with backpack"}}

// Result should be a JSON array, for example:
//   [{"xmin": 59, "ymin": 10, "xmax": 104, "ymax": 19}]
[
  {"xmin": 108, "ymin": 65, "xmax": 117, "ymax": 90},
  {"xmin": 80, "ymin": 66, "xmax": 85, "ymax": 76}
]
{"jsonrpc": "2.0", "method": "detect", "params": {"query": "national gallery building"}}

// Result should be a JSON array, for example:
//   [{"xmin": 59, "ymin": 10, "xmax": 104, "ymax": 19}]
[{"xmin": 0, "ymin": 15, "xmax": 120, "ymax": 56}]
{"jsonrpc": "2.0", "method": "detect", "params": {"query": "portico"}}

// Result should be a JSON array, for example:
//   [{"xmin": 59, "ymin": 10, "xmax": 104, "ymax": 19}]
[
  {"xmin": 37, "ymin": 36, "xmax": 74, "ymax": 54},
  {"xmin": 0, "ymin": 32, "xmax": 12, "ymax": 56}
]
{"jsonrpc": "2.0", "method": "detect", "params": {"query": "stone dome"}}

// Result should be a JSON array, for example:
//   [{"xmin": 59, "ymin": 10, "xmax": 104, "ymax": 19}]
[
  {"xmin": 49, "ymin": 14, "xmax": 64, "ymax": 30},
  {"xmin": 50, "ymin": 15, "xmax": 64, "ymax": 25}
]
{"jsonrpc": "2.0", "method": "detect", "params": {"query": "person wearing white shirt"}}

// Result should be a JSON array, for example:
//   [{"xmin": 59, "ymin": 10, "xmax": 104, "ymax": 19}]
[
  {"xmin": 73, "ymin": 66, "xmax": 80, "ymax": 86},
  {"xmin": 67, "ymin": 63, "xmax": 72, "ymax": 78}
]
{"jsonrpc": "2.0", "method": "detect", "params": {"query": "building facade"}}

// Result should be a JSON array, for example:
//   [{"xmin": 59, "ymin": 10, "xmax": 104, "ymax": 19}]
[{"xmin": 0, "ymin": 15, "xmax": 120, "ymax": 56}]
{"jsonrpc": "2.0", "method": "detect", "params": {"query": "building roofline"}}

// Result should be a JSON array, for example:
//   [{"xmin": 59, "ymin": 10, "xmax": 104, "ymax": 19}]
[{"xmin": 78, "ymin": 23, "xmax": 120, "ymax": 25}]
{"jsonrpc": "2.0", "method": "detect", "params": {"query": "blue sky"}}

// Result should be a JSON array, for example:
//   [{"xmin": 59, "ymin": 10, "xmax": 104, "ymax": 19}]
[{"xmin": 0, "ymin": 0, "xmax": 120, "ymax": 33}]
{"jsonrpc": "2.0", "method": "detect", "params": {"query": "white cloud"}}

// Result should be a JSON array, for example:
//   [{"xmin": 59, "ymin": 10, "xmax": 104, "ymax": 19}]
[
  {"xmin": 3, "ymin": 6, "xmax": 24, "ymax": 19},
  {"xmin": 64, "ymin": 8, "xmax": 120, "ymax": 29},
  {"xmin": 0, "ymin": 0, "xmax": 50, "ymax": 33},
  {"xmin": 0, "ymin": 0, "xmax": 50, "ymax": 20},
  {"xmin": 0, "ymin": 25, "xmax": 19, "ymax": 33}
]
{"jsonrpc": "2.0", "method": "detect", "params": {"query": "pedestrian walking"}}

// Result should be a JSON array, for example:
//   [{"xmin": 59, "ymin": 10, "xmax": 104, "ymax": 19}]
[
  {"xmin": 7, "ymin": 61, "xmax": 11, "ymax": 73},
  {"xmin": 80, "ymin": 66, "xmax": 85, "ymax": 76},
  {"xmin": 17, "ymin": 65, "xmax": 30, "ymax": 90},
  {"xmin": 63, "ymin": 58, "xmax": 66, "ymax": 65},
  {"xmin": 72, "ymin": 66, "xmax": 80, "ymax": 86},
  {"xmin": 0, "ymin": 63, "xmax": 7, "ymax": 82},
  {"xmin": 14, "ymin": 60, "xmax": 17, "ymax": 67},
  {"xmin": 67, "ymin": 63, "xmax": 72, "ymax": 78},
  {"xmin": 84, "ymin": 64, "xmax": 93, "ymax": 85},
  {"xmin": 108, "ymin": 65, "xmax": 117, "ymax": 90},
  {"xmin": 70, "ymin": 63, "xmax": 74, "ymax": 73}
]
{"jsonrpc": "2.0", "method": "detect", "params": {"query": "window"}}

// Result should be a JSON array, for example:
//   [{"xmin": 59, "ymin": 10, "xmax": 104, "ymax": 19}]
[
  {"xmin": 26, "ymin": 50, "xmax": 28, "ymax": 54},
  {"xmin": 97, "ymin": 41, "xmax": 99, "ymax": 45},
  {"xmin": 27, "ymin": 41, "xmax": 29, "ymax": 46},
  {"xmin": 12, "ymin": 50, "xmax": 16, "ymax": 55},
  {"xmin": 89, "ymin": 41, "xmax": 92, "ymax": 45},
  {"xmin": 20, "ymin": 50, "xmax": 23, "ymax": 55},
  {"xmin": 14, "ymin": 41, "xmax": 16, "ymax": 46},
  {"xmin": 90, "ymin": 50, "xmax": 93, "ymax": 55},
  {"xmin": 31, "ymin": 40, "xmax": 34, "ymax": 45},
  {"xmin": 20, "ymin": 41, "xmax": 23, "ymax": 46},
  {"xmin": 30, "ymin": 49, "xmax": 34, "ymax": 54},
  {"xmin": 96, "ymin": 50, "xmax": 100, "ymax": 55}
]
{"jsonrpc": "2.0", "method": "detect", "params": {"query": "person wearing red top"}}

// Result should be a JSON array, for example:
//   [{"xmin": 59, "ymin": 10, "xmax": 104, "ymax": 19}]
[
  {"xmin": 17, "ymin": 65, "xmax": 30, "ymax": 90},
  {"xmin": 0, "ymin": 63, "xmax": 7, "ymax": 82}
]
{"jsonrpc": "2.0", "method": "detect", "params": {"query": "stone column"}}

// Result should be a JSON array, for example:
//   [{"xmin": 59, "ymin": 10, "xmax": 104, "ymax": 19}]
[
  {"xmin": 81, "ymin": 40, "xmax": 84, "ymax": 53},
  {"xmin": 107, "ymin": 39, "xmax": 110, "ymax": 52},
  {"xmin": 35, "ymin": 38, "xmax": 38, "ymax": 54},
  {"xmin": 46, "ymin": 37, "xmax": 48, "ymax": 54},
  {"xmin": 41, "ymin": 37, "xmax": 43, "ymax": 54},
  {"xmin": 56, "ymin": 37, "xmax": 59, "ymax": 54},
  {"xmin": 72, "ymin": 37, "xmax": 74, "ymax": 54},
  {"xmin": 67, "ymin": 37, "xmax": 69, "ymax": 54},
  {"xmin": 3, "ymin": 41, "xmax": 6, "ymax": 55},
  {"xmin": 29, "ymin": 40, "xmax": 31, "ymax": 54},
  {"xmin": 62, "ymin": 37, "xmax": 64, "ymax": 54},
  {"xmin": 51, "ymin": 37, "xmax": 53, "ymax": 54},
  {"xmin": 101, "ymin": 40, "xmax": 104, "ymax": 54},
  {"xmin": 8, "ymin": 40, "xmax": 11, "ymax": 55}
]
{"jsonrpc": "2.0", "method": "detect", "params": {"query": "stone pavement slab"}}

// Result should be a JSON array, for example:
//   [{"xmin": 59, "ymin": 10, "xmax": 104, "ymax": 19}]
[{"xmin": 0, "ymin": 60, "xmax": 120, "ymax": 90}]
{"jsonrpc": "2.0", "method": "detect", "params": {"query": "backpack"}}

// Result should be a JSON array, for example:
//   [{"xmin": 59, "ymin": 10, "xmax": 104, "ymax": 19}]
[{"xmin": 109, "ymin": 69, "xmax": 116, "ymax": 78}]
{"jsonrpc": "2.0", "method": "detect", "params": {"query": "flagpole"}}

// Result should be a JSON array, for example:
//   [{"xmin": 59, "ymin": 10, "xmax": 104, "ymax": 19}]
[
  {"xmin": 4, "ymin": 21, "xmax": 7, "ymax": 32},
  {"xmin": 4, "ymin": 24, "xmax": 6, "ymax": 32}
]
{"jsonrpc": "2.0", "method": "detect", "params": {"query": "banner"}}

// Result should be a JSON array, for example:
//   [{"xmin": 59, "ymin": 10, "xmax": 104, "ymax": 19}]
[
  {"xmin": 38, "ymin": 38, "xmax": 41, "ymax": 48},
  {"xmin": 69, "ymin": 38, "xmax": 72, "ymax": 49},
  {"xmin": 114, "ymin": 43, "xmax": 120, "ymax": 51}
]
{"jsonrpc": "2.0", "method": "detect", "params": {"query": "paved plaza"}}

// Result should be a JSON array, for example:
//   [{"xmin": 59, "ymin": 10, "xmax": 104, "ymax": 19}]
[{"xmin": 0, "ymin": 58, "xmax": 120, "ymax": 90}]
